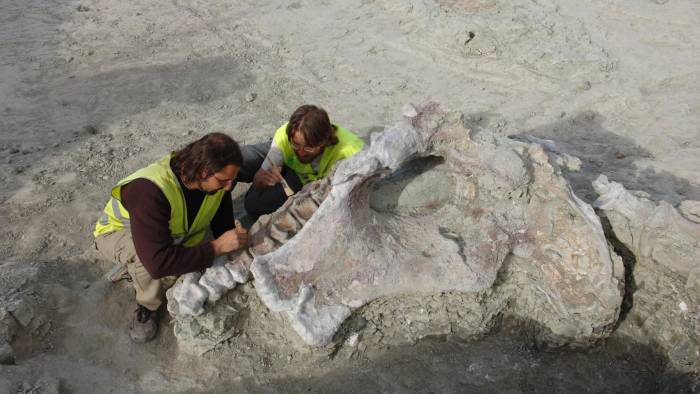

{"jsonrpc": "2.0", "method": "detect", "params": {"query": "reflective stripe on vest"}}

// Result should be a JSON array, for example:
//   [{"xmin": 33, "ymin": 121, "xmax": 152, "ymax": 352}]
[{"xmin": 111, "ymin": 197, "xmax": 130, "ymax": 226}]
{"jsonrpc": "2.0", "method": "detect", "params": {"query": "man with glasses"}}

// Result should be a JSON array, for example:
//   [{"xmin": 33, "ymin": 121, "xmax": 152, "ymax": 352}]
[
  {"xmin": 93, "ymin": 133, "xmax": 249, "ymax": 343},
  {"xmin": 239, "ymin": 105, "xmax": 364, "ymax": 220}
]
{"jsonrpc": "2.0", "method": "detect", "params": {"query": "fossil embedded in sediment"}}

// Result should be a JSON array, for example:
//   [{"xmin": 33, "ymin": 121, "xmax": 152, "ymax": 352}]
[
  {"xmin": 167, "ymin": 175, "xmax": 332, "ymax": 319},
  {"xmin": 249, "ymin": 103, "xmax": 624, "ymax": 346},
  {"xmin": 169, "ymin": 103, "xmax": 624, "ymax": 350}
]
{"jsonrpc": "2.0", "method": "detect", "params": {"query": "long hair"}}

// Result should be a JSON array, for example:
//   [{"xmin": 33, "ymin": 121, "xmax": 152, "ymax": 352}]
[
  {"xmin": 171, "ymin": 132, "xmax": 242, "ymax": 184},
  {"xmin": 285, "ymin": 105, "xmax": 339, "ymax": 146}
]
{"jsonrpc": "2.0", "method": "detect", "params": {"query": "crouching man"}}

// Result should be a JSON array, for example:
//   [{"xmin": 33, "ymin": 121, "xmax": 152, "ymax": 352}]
[
  {"xmin": 240, "ymin": 105, "xmax": 364, "ymax": 220},
  {"xmin": 93, "ymin": 133, "xmax": 248, "ymax": 343}
]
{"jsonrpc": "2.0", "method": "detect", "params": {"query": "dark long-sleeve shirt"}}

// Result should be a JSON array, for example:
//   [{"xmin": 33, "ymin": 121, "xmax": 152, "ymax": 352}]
[{"xmin": 120, "ymin": 172, "xmax": 234, "ymax": 279}]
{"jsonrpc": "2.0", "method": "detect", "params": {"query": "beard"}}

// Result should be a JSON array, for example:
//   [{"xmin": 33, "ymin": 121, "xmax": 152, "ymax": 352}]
[{"xmin": 298, "ymin": 156, "xmax": 314, "ymax": 164}]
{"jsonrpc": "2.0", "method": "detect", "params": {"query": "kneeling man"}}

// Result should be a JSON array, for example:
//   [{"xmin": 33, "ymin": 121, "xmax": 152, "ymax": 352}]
[
  {"xmin": 94, "ymin": 133, "xmax": 248, "ymax": 343},
  {"xmin": 241, "ymin": 105, "xmax": 364, "ymax": 219}
]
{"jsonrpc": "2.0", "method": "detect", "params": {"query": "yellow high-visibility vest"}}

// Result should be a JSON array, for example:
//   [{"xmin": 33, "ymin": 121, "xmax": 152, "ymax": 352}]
[
  {"xmin": 93, "ymin": 154, "xmax": 224, "ymax": 247},
  {"xmin": 273, "ymin": 122, "xmax": 364, "ymax": 184}
]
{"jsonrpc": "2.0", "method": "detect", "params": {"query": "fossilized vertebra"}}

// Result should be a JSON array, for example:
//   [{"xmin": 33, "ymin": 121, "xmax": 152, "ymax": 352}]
[
  {"xmin": 166, "ymin": 175, "xmax": 332, "ymax": 355},
  {"xmin": 166, "ymin": 178, "xmax": 331, "ymax": 318}
]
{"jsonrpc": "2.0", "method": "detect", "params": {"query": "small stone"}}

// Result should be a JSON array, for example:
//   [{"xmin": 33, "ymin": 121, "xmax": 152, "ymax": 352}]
[
  {"xmin": 101, "ymin": 175, "xmax": 109, "ymax": 181},
  {"xmin": 345, "ymin": 332, "xmax": 359, "ymax": 347},
  {"xmin": 245, "ymin": 92, "xmax": 257, "ymax": 102},
  {"xmin": 679, "ymin": 200, "xmax": 700, "ymax": 223},
  {"xmin": 615, "ymin": 152, "xmax": 626, "ymax": 159},
  {"xmin": 577, "ymin": 80, "xmax": 592, "ymax": 91},
  {"xmin": 0, "ymin": 310, "xmax": 19, "ymax": 341},
  {"xmin": 513, "ymin": 242, "xmax": 535, "ymax": 258},
  {"xmin": 0, "ymin": 340, "xmax": 14, "ymax": 365},
  {"xmin": 82, "ymin": 125, "xmax": 98, "ymax": 135},
  {"xmin": 8, "ymin": 299, "xmax": 34, "ymax": 327},
  {"xmin": 36, "ymin": 377, "xmax": 61, "ymax": 394}
]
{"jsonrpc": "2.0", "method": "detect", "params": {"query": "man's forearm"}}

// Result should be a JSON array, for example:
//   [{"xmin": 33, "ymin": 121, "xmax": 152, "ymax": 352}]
[{"xmin": 142, "ymin": 243, "xmax": 215, "ymax": 279}]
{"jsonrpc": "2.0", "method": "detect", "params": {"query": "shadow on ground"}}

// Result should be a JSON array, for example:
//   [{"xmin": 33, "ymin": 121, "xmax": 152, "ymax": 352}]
[
  {"xmin": 239, "ymin": 333, "xmax": 698, "ymax": 394},
  {"xmin": 3, "ymin": 55, "xmax": 251, "ymax": 143},
  {"xmin": 509, "ymin": 111, "xmax": 700, "ymax": 205}
]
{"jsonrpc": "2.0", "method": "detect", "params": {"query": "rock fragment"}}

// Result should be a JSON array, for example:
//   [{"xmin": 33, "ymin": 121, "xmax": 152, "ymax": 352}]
[
  {"xmin": 0, "ymin": 340, "xmax": 14, "ymax": 365},
  {"xmin": 593, "ymin": 175, "xmax": 700, "ymax": 371},
  {"xmin": 7, "ymin": 298, "xmax": 35, "ymax": 328},
  {"xmin": 679, "ymin": 200, "xmax": 700, "ymax": 223}
]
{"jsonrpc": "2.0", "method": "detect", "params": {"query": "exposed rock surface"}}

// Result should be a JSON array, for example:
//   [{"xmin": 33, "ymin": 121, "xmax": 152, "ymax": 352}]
[
  {"xmin": 0, "ymin": 261, "xmax": 51, "ymax": 365},
  {"xmin": 593, "ymin": 175, "xmax": 700, "ymax": 371},
  {"xmin": 247, "ymin": 103, "xmax": 624, "ymax": 347}
]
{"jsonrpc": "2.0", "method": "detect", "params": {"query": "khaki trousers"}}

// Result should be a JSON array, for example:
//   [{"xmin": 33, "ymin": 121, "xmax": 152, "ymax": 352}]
[{"xmin": 95, "ymin": 230, "xmax": 176, "ymax": 311}]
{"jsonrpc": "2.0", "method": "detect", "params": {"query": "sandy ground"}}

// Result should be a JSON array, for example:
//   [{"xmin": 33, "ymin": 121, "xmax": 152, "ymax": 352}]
[{"xmin": 1, "ymin": 0, "xmax": 699, "ymax": 392}]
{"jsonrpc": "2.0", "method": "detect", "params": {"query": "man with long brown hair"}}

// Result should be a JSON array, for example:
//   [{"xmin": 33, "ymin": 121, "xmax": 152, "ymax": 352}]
[
  {"xmin": 239, "ymin": 105, "xmax": 364, "ymax": 219},
  {"xmin": 93, "ymin": 133, "xmax": 248, "ymax": 343}
]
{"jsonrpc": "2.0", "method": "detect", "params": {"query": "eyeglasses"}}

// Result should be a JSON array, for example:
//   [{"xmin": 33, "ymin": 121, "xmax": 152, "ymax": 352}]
[
  {"xmin": 290, "ymin": 130, "xmax": 328, "ymax": 154},
  {"xmin": 291, "ymin": 141, "xmax": 324, "ymax": 154},
  {"xmin": 212, "ymin": 174, "xmax": 234, "ymax": 186}
]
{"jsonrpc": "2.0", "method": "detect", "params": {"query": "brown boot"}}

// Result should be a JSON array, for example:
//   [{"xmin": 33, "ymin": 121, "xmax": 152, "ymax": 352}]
[{"xmin": 129, "ymin": 304, "xmax": 158, "ymax": 343}]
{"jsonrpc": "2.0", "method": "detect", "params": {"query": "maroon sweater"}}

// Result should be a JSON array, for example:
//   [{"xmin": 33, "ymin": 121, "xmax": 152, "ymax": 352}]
[{"xmin": 120, "ymin": 172, "xmax": 234, "ymax": 279}]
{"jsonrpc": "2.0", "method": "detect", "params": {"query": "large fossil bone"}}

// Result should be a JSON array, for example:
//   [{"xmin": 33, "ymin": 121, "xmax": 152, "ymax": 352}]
[{"xmin": 249, "ymin": 103, "xmax": 624, "ymax": 346}]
